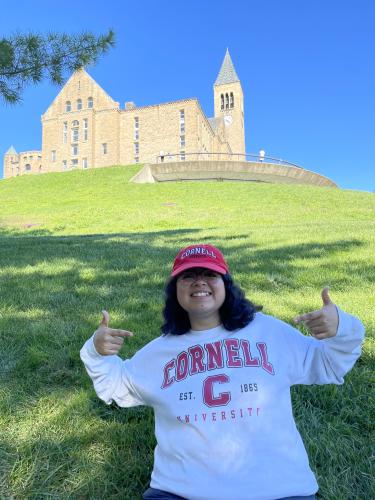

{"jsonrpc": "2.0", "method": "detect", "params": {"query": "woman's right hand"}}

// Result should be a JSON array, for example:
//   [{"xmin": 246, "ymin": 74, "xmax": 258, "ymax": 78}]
[{"xmin": 93, "ymin": 310, "xmax": 134, "ymax": 356}]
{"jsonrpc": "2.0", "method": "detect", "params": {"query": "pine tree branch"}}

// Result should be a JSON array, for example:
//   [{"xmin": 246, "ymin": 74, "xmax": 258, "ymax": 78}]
[{"xmin": 0, "ymin": 30, "xmax": 115, "ymax": 104}]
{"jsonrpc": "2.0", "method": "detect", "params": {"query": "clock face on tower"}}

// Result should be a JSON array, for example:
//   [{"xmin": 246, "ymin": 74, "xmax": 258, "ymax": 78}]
[{"xmin": 224, "ymin": 115, "xmax": 233, "ymax": 126}]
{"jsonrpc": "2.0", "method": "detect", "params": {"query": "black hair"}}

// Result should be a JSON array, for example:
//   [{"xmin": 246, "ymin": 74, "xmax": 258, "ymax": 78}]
[{"xmin": 161, "ymin": 273, "xmax": 262, "ymax": 335}]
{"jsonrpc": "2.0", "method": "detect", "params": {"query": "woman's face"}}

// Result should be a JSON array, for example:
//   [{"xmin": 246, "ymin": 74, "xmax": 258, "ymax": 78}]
[{"xmin": 176, "ymin": 267, "xmax": 226, "ymax": 327}]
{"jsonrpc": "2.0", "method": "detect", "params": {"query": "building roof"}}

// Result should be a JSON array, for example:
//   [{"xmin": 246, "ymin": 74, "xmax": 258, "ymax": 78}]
[
  {"xmin": 121, "ymin": 97, "xmax": 197, "ymax": 112},
  {"xmin": 214, "ymin": 49, "xmax": 240, "ymax": 86},
  {"xmin": 5, "ymin": 145, "xmax": 17, "ymax": 155},
  {"xmin": 208, "ymin": 117, "xmax": 221, "ymax": 132}
]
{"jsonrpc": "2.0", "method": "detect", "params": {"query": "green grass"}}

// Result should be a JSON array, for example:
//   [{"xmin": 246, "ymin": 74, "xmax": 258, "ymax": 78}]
[{"xmin": 0, "ymin": 165, "xmax": 374, "ymax": 499}]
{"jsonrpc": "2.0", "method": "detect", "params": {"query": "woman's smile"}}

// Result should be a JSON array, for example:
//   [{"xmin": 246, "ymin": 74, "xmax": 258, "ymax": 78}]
[{"xmin": 190, "ymin": 291, "xmax": 212, "ymax": 297}]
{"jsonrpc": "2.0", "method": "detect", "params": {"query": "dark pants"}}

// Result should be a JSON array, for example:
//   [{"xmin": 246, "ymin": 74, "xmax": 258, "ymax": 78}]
[
  {"xmin": 142, "ymin": 488, "xmax": 186, "ymax": 499},
  {"xmin": 142, "ymin": 488, "xmax": 317, "ymax": 500}
]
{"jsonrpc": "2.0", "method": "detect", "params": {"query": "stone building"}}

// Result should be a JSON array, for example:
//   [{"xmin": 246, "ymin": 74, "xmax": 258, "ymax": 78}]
[{"xmin": 3, "ymin": 50, "xmax": 245, "ymax": 178}]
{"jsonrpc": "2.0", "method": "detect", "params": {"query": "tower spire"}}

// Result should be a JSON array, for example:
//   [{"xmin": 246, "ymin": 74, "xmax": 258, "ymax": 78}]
[
  {"xmin": 214, "ymin": 49, "xmax": 240, "ymax": 86},
  {"xmin": 5, "ymin": 145, "xmax": 17, "ymax": 155}
]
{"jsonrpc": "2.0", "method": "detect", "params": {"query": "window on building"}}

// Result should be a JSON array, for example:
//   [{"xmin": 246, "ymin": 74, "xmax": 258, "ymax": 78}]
[
  {"xmin": 134, "ymin": 157, "xmax": 139, "ymax": 164},
  {"xmin": 221, "ymin": 94, "xmax": 224, "ymax": 110},
  {"xmin": 77, "ymin": 99, "xmax": 82, "ymax": 110},
  {"xmin": 82, "ymin": 157, "xmax": 88, "ymax": 169},
  {"xmin": 180, "ymin": 151, "xmax": 186, "ymax": 161},
  {"xmin": 180, "ymin": 109, "xmax": 185, "ymax": 137},
  {"xmin": 87, "ymin": 97, "xmax": 93, "ymax": 108},
  {"xmin": 25, "ymin": 164, "xmax": 31, "ymax": 172},
  {"xmin": 134, "ymin": 142, "xmax": 139, "ymax": 155},
  {"xmin": 71, "ymin": 120, "xmax": 79, "ymax": 142},
  {"xmin": 71, "ymin": 159, "xmax": 78, "ymax": 167},
  {"xmin": 102, "ymin": 143, "xmax": 107, "ymax": 155},
  {"xmin": 83, "ymin": 119, "xmax": 88, "ymax": 141},
  {"xmin": 72, "ymin": 144, "xmax": 78, "ymax": 156},
  {"xmin": 225, "ymin": 93, "xmax": 229, "ymax": 109},
  {"xmin": 230, "ymin": 92, "xmax": 234, "ymax": 108},
  {"xmin": 51, "ymin": 150, "xmax": 56, "ymax": 162},
  {"xmin": 180, "ymin": 135, "xmax": 185, "ymax": 148},
  {"xmin": 62, "ymin": 160, "xmax": 67, "ymax": 170},
  {"xmin": 63, "ymin": 122, "xmax": 68, "ymax": 143},
  {"xmin": 66, "ymin": 101, "xmax": 71, "ymax": 112},
  {"xmin": 39, "ymin": 165, "xmax": 42, "ymax": 173},
  {"xmin": 134, "ymin": 117, "xmax": 139, "ymax": 140}
]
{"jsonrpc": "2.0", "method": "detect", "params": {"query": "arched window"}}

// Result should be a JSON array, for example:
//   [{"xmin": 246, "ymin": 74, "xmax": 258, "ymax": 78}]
[
  {"xmin": 225, "ymin": 93, "xmax": 229, "ymax": 109},
  {"xmin": 221, "ymin": 94, "xmax": 224, "ymax": 110},
  {"xmin": 71, "ymin": 120, "xmax": 79, "ymax": 142},
  {"xmin": 77, "ymin": 99, "xmax": 82, "ymax": 110},
  {"xmin": 66, "ymin": 101, "xmax": 71, "ymax": 112},
  {"xmin": 230, "ymin": 92, "xmax": 234, "ymax": 108},
  {"xmin": 87, "ymin": 97, "xmax": 93, "ymax": 108}
]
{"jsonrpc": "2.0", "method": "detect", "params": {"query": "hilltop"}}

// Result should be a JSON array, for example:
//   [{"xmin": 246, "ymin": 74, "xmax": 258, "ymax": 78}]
[{"xmin": 0, "ymin": 164, "xmax": 374, "ymax": 236}]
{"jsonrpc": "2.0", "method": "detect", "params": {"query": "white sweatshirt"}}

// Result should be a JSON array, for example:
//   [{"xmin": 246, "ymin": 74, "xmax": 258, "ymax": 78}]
[{"xmin": 80, "ymin": 309, "xmax": 364, "ymax": 500}]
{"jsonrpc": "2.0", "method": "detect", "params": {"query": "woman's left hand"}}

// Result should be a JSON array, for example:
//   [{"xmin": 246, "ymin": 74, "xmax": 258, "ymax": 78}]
[{"xmin": 294, "ymin": 287, "xmax": 339, "ymax": 339}]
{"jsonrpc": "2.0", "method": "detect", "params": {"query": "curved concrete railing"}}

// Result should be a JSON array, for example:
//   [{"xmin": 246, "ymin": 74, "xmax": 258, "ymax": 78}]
[
  {"xmin": 155, "ymin": 152, "xmax": 302, "ymax": 168},
  {"xmin": 130, "ymin": 160, "xmax": 338, "ymax": 188}
]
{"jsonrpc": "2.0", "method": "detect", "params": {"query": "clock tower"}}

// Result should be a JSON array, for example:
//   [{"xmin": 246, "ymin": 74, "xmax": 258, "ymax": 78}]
[{"xmin": 214, "ymin": 49, "xmax": 245, "ymax": 156}]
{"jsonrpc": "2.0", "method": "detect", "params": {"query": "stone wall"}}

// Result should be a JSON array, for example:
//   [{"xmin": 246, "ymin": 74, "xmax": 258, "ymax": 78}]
[{"xmin": 130, "ymin": 161, "xmax": 338, "ymax": 187}]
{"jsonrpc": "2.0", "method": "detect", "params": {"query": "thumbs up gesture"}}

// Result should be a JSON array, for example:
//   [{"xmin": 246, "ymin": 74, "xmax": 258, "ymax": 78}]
[
  {"xmin": 294, "ymin": 287, "xmax": 339, "ymax": 339},
  {"xmin": 93, "ymin": 310, "xmax": 134, "ymax": 355}
]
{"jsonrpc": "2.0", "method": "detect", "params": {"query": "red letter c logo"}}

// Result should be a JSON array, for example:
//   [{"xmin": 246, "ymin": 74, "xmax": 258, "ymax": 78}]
[{"xmin": 203, "ymin": 374, "xmax": 231, "ymax": 407}]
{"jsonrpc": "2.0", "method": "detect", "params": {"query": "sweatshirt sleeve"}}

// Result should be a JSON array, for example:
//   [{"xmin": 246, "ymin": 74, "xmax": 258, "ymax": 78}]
[
  {"xmin": 80, "ymin": 335, "xmax": 146, "ymax": 407},
  {"xmin": 282, "ymin": 307, "xmax": 365, "ymax": 386}
]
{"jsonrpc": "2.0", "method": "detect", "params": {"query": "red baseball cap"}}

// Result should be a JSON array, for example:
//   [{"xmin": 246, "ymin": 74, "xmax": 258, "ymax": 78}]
[{"xmin": 171, "ymin": 244, "xmax": 229, "ymax": 277}]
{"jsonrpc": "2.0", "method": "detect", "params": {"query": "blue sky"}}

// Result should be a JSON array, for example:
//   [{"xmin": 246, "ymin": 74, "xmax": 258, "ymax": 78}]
[{"xmin": 1, "ymin": 0, "xmax": 374, "ymax": 191}]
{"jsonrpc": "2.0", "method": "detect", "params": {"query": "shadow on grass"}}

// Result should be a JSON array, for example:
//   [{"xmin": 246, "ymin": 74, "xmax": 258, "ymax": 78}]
[
  {"xmin": 0, "ymin": 228, "xmax": 373, "ymax": 498},
  {"xmin": 0, "ymin": 388, "xmax": 155, "ymax": 499}
]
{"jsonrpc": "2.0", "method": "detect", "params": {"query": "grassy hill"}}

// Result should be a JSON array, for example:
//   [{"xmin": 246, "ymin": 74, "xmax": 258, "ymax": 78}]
[{"xmin": 0, "ymin": 165, "xmax": 374, "ymax": 499}]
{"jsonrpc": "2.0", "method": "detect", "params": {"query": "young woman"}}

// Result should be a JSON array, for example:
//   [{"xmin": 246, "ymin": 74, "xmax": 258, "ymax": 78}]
[{"xmin": 80, "ymin": 244, "xmax": 364, "ymax": 500}]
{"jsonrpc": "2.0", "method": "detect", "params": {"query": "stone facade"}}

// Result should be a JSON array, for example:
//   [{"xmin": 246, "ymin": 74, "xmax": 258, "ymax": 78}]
[{"xmin": 3, "ymin": 50, "xmax": 245, "ymax": 178}]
